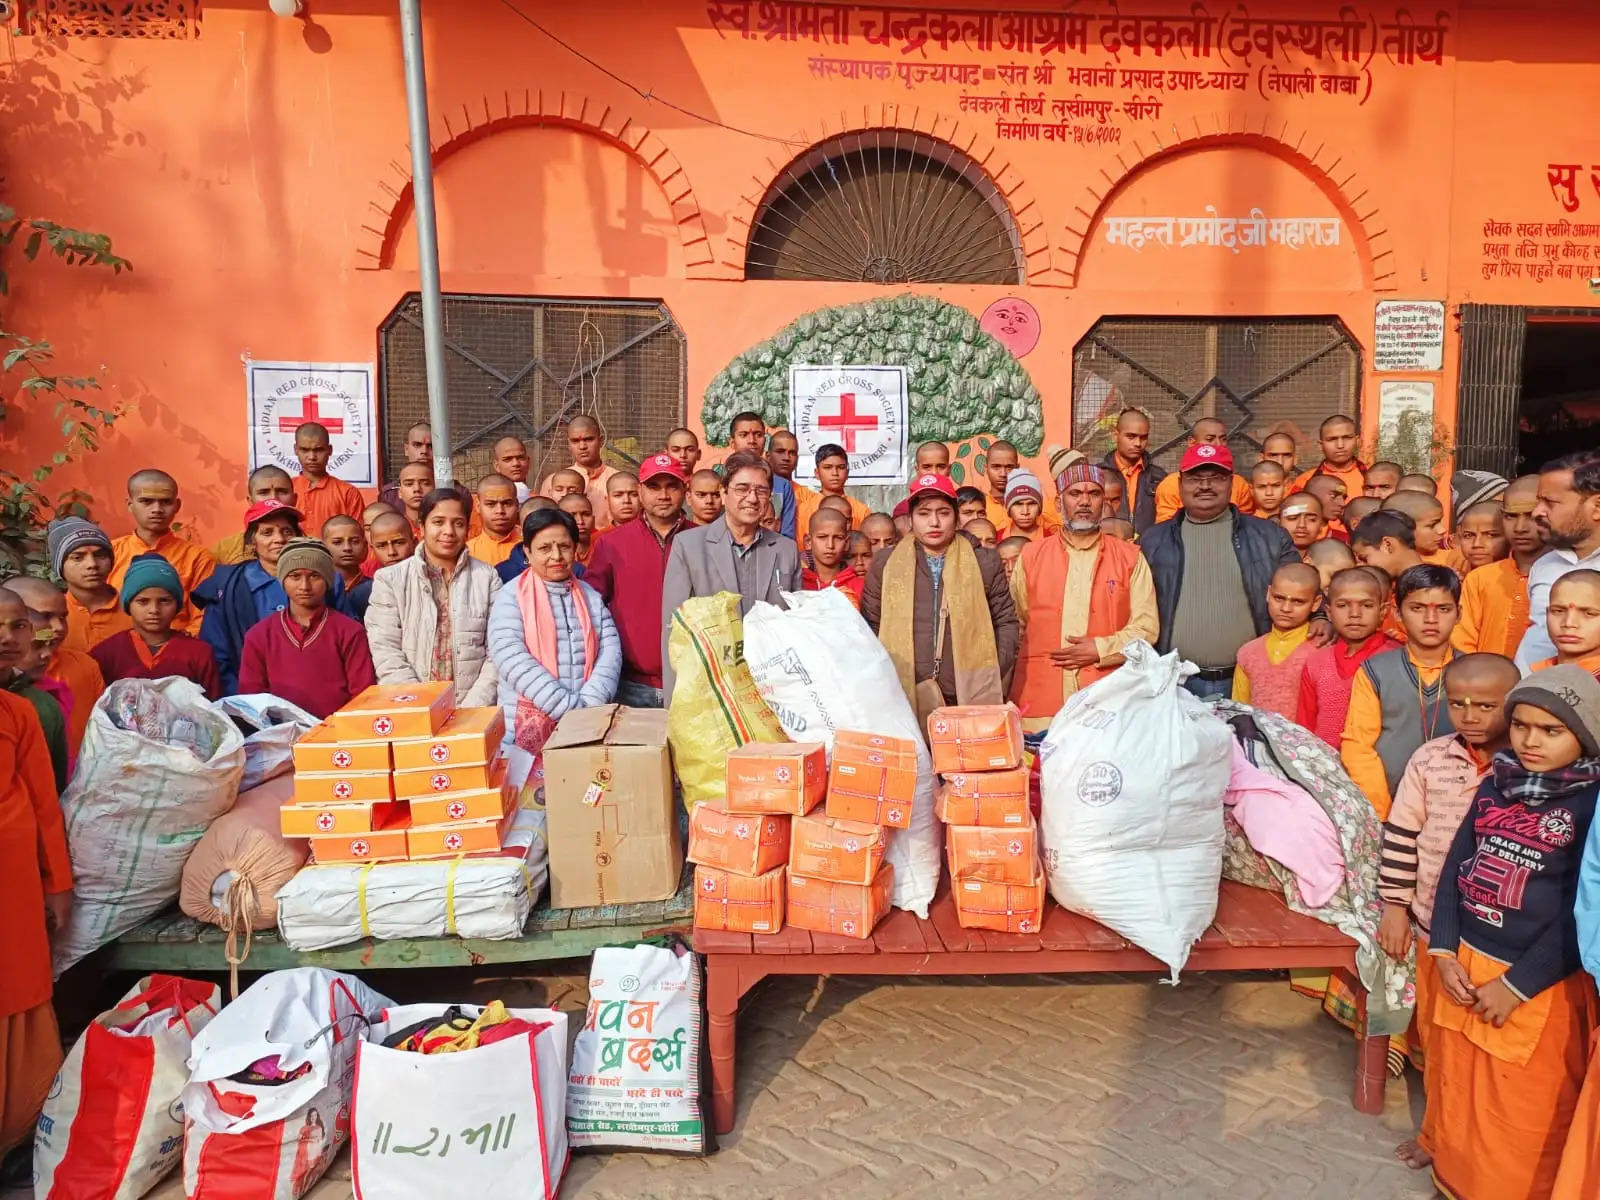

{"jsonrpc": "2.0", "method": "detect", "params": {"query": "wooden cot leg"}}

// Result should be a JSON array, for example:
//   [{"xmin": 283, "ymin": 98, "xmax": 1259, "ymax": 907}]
[
  {"xmin": 1344, "ymin": 968, "xmax": 1389, "ymax": 1116},
  {"xmin": 706, "ymin": 959, "xmax": 746, "ymax": 1135}
]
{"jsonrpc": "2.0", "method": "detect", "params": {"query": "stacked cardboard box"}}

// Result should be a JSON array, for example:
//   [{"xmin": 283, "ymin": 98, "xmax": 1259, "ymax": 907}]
[
  {"xmin": 928, "ymin": 705, "xmax": 1046, "ymax": 934},
  {"xmin": 281, "ymin": 683, "xmax": 514, "ymax": 863}
]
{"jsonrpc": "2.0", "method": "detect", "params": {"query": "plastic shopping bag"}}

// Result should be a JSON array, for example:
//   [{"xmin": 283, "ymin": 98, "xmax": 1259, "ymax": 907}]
[
  {"xmin": 744, "ymin": 588, "xmax": 941, "ymax": 918},
  {"xmin": 1040, "ymin": 641, "xmax": 1231, "ymax": 980},
  {"xmin": 182, "ymin": 968, "xmax": 392, "ymax": 1200},
  {"xmin": 352, "ymin": 1005, "xmax": 569, "ymax": 1200},
  {"xmin": 566, "ymin": 941, "xmax": 712, "ymax": 1155},
  {"xmin": 33, "ymin": 975, "xmax": 220, "ymax": 1200},
  {"xmin": 215, "ymin": 695, "xmax": 319, "ymax": 791}
]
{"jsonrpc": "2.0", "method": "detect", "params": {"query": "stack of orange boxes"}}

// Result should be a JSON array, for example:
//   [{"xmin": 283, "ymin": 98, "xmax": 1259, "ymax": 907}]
[
  {"xmin": 928, "ymin": 704, "xmax": 1045, "ymax": 934},
  {"xmin": 281, "ymin": 683, "xmax": 515, "ymax": 864},
  {"xmin": 691, "ymin": 742, "xmax": 826, "ymax": 934}
]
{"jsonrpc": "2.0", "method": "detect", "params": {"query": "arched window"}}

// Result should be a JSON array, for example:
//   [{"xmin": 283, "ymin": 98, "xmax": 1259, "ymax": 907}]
[{"xmin": 745, "ymin": 130, "xmax": 1023, "ymax": 284}]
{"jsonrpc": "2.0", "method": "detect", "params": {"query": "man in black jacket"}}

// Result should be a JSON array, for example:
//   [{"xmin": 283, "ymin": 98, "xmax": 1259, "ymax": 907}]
[
  {"xmin": 1140, "ymin": 443, "xmax": 1300, "ymax": 698},
  {"xmin": 1099, "ymin": 407, "xmax": 1166, "ymax": 535}
]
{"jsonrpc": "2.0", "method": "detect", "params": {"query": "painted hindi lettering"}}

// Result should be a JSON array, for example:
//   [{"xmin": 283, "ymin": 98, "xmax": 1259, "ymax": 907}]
[{"xmin": 1101, "ymin": 208, "xmax": 1341, "ymax": 252}]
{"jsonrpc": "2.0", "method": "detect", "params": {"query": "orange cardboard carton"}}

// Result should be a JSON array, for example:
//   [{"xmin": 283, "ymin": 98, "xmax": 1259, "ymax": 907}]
[
  {"xmin": 935, "ymin": 768, "xmax": 1031, "ymax": 827},
  {"xmin": 291, "ymin": 770, "xmax": 395, "ymax": 807},
  {"xmin": 724, "ymin": 741, "xmax": 827, "ymax": 815},
  {"xmin": 825, "ymin": 737, "xmax": 919, "ymax": 829},
  {"xmin": 280, "ymin": 800, "xmax": 405, "ymax": 838},
  {"xmin": 833, "ymin": 729, "xmax": 919, "ymax": 768},
  {"xmin": 407, "ymin": 808, "xmax": 518, "ymax": 859},
  {"xmin": 688, "ymin": 804, "xmax": 790, "ymax": 877},
  {"xmin": 926, "ymin": 704, "xmax": 1024, "ymax": 774},
  {"xmin": 290, "ymin": 722, "xmax": 392, "ymax": 775},
  {"xmin": 407, "ymin": 759, "xmax": 515, "ymax": 826},
  {"xmin": 947, "ymin": 819, "xmax": 1039, "ymax": 886},
  {"xmin": 786, "ymin": 864, "xmax": 894, "ymax": 940},
  {"xmin": 390, "ymin": 706, "xmax": 505, "ymax": 771},
  {"xmin": 787, "ymin": 814, "xmax": 889, "ymax": 885},
  {"xmin": 693, "ymin": 864, "xmax": 785, "ymax": 934},
  {"xmin": 953, "ymin": 872, "xmax": 1046, "ymax": 935},
  {"xmin": 308, "ymin": 808, "xmax": 411, "ymax": 865},
  {"xmin": 328, "ymin": 682, "xmax": 455, "ymax": 741},
  {"xmin": 393, "ymin": 753, "xmax": 505, "ymax": 800}
]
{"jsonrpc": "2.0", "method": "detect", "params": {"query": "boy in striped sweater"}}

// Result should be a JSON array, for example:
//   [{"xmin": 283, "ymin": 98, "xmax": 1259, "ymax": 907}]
[{"xmin": 1296, "ymin": 567, "xmax": 1398, "ymax": 746}]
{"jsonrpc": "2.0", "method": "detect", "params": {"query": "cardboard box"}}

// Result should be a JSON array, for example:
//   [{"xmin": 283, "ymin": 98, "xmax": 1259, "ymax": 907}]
[
  {"xmin": 390, "ymin": 706, "xmax": 505, "ymax": 771},
  {"xmin": 393, "ymin": 753, "xmax": 505, "ymax": 800},
  {"xmin": 407, "ymin": 761, "xmax": 515, "ymax": 826},
  {"xmin": 947, "ymin": 819, "xmax": 1039, "ymax": 887},
  {"xmin": 308, "ymin": 809, "xmax": 411, "ymax": 865},
  {"xmin": 542, "ymin": 704, "xmax": 681, "ymax": 908},
  {"xmin": 935, "ymin": 768, "xmax": 1031, "ymax": 827},
  {"xmin": 953, "ymin": 872, "xmax": 1046, "ymax": 935},
  {"xmin": 291, "ymin": 770, "xmax": 395, "ymax": 807},
  {"xmin": 724, "ymin": 741, "xmax": 826, "ymax": 815},
  {"xmin": 788, "ymin": 814, "xmax": 889, "ymax": 885},
  {"xmin": 688, "ymin": 805, "xmax": 790, "ymax": 877},
  {"xmin": 280, "ymin": 800, "xmax": 405, "ymax": 838},
  {"xmin": 291, "ymin": 722, "xmax": 392, "ymax": 775},
  {"xmin": 407, "ymin": 808, "xmax": 518, "ymax": 859},
  {"xmin": 927, "ymin": 705, "xmax": 1024, "ymax": 774},
  {"xmin": 825, "ymin": 739, "xmax": 919, "ymax": 829},
  {"xmin": 329, "ymin": 682, "xmax": 455, "ymax": 741},
  {"xmin": 693, "ymin": 864, "xmax": 785, "ymax": 934},
  {"xmin": 833, "ymin": 729, "xmax": 919, "ymax": 768},
  {"xmin": 786, "ymin": 864, "xmax": 893, "ymax": 940}
]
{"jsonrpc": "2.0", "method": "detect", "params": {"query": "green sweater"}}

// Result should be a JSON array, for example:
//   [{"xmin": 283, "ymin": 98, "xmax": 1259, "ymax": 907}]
[{"xmin": 6, "ymin": 673, "xmax": 68, "ymax": 792}]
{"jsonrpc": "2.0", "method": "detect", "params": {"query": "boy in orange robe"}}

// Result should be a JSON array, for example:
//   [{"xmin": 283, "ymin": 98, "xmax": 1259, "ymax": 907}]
[{"xmin": 1, "ymin": 577, "xmax": 103, "ymax": 757}]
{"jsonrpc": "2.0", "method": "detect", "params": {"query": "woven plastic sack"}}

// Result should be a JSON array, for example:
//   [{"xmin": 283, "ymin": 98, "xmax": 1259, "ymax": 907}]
[
  {"xmin": 180, "ymin": 773, "xmax": 309, "ymax": 933},
  {"xmin": 665, "ymin": 593, "xmax": 785, "ymax": 810}
]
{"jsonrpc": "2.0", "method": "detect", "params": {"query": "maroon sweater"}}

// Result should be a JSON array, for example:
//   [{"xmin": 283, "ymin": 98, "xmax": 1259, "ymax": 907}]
[
  {"xmin": 237, "ymin": 608, "xmax": 376, "ymax": 718},
  {"xmin": 91, "ymin": 630, "xmax": 221, "ymax": 700},
  {"xmin": 584, "ymin": 516, "xmax": 686, "ymax": 687}
]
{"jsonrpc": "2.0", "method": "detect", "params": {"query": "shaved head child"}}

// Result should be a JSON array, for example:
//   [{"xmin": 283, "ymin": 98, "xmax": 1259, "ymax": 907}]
[
  {"xmin": 1296, "ymin": 566, "xmax": 1400, "ymax": 747},
  {"xmin": 1306, "ymin": 536, "xmax": 1357, "ymax": 593},
  {"xmin": 1364, "ymin": 461, "xmax": 1404, "ymax": 500},
  {"xmin": 1342, "ymin": 496, "xmax": 1381, "ymax": 532},
  {"xmin": 1453, "ymin": 475, "xmax": 1549, "ymax": 659},
  {"xmin": 860, "ymin": 512, "xmax": 897, "ymax": 554},
  {"xmin": 1531, "ymin": 569, "xmax": 1600, "ymax": 675},
  {"xmin": 1232, "ymin": 562, "xmax": 1322, "ymax": 718},
  {"xmin": 110, "ymin": 469, "xmax": 216, "ymax": 636},
  {"xmin": 1261, "ymin": 432, "xmax": 1298, "ymax": 472},
  {"xmin": 290, "ymin": 420, "xmax": 366, "ymax": 537},
  {"xmin": 2, "ymin": 576, "xmax": 103, "ymax": 759},
  {"xmin": 322, "ymin": 515, "xmax": 373, "ymax": 620},
  {"xmin": 1279, "ymin": 492, "xmax": 1327, "ymax": 555},
  {"xmin": 1100, "ymin": 516, "xmax": 1136, "ymax": 541},
  {"xmin": 559, "ymin": 493, "xmax": 596, "ymax": 564},
  {"xmin": 1384, "ymin": 489, "xmax": 1450, "ymax": 564},
  {"xmin": 1153, "ymin": 418, "xmax": 1255, "ymax": 521},
  {"xmin": 1454, "ymin": 501, "xmax": 1509, "ymax": 572},
  {"xmin": 1397, "ymin": 473, "xmax": 1439, "ymax": 496},
  {"xmin": 915, "ymin": 441, "xmax": 951, "ymax": 476},
  {"xmin": 1251, "ymin": 460, "xmax": 1288, "ymax": 519},
  {"xmin": 1304, "ymin": 473, "xmax": 1351, "ymax": 538},
  {"xmin": 997, "ymin": 534, "xmax": 1029, "ymax": 579},
  {"xmin": 491, "ymin": 436, "xmax": 532, "ymax": 494},
  {"xmin": 801, "ymin": 508, "xmax": 864, "ymax": 608},
  {"xmin": 687, "ymin": 469, "xmax": 724, "ymax": 525},
  {"xmin": 467, "ymin": 474, "xmax": 522, "ymax": 567},
  {"xmin": 605, "ymin": 472, "xmax": 642, "ymax": 527},
  {"xmin": 666, "ymin": 427, "xmax": 702, "ymax": 476},
  {"xmin": 367, "ymin": 511, "xmax": 416, "ymax": 571},
  {"xmin": 964, "ymin": 517, "xmax": 998, "ymax": 549},
  {"xmin": 848, "ymin": 531, "xmax": 873, "ymax": 574},
  {"xmin": 1292, "ymin": 414, "xmax": 1365, "ymax": 500}
]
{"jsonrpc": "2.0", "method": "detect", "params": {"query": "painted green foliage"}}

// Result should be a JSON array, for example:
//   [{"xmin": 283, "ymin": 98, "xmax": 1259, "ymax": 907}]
[{"xmin": 702, "ymin": 294, "xmax": 1044, "ymax": 458}]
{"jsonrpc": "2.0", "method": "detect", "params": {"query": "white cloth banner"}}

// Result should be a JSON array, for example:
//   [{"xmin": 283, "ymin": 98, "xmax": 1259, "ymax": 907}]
[{"xmin": 789, "ymin": 364, "xmax": 908, "ymax": 486}]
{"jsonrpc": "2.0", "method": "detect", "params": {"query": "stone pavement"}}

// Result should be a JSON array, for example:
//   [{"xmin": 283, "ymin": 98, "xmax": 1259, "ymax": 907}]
[{"xmin": 14, "ymin": 968, "xmax": 1437, "ymax": 1200}]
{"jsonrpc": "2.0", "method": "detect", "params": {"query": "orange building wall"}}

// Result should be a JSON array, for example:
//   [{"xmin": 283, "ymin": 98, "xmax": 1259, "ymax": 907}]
[{"xmin": 3, "ymin": 0, "xmax": 1598, "ymax": 543}]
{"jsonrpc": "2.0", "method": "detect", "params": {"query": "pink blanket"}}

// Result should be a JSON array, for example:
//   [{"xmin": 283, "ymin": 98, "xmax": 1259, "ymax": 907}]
[{"xmin": 1224, "ymin": 743, "xmax": 1345, "ymax": 908}]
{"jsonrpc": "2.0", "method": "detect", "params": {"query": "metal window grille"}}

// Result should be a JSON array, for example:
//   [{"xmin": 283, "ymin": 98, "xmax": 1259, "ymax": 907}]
[
  {"xmin": 21, "ymin": 0, "xmax": 201, "ymax": 37},
  {"xmin": 745, "ymin": 130, "xmax": 1023, "ymax": 284},
  {"xmin": 378, "ymin": 294, "xmax": 686, "ymax": 486},
  {"xmin": 1071, "ymin": 317, "xmax": 1362, "ymax": 475}
]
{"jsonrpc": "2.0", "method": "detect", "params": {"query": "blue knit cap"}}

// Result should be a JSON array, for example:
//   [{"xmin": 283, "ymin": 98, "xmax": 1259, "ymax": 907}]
[{"xmin": 120, "ymin": 553, "xmax": 183, "ymax": 612}]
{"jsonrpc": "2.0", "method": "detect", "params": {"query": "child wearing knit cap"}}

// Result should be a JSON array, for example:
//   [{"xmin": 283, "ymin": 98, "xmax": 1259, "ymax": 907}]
[
  {"xmin": 88, "ymin": 553, "xmax": 220, "ymax": 699},
  {"xmin": 237, "ymin": 538, "xmax": 374, "ymax": 716},
  {"xmin": 1000, "ymin": 468, "xmax": 1046, "ymax": 542},
  {"xmin": 49, "ymin": 516, "xmax": 131, "ymax": 655}
]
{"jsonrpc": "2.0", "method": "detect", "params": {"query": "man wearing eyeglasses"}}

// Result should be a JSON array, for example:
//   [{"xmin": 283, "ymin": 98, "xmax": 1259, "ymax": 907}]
[{"xmin": 660, "ymin": 451, "xmax": 801, "ymax": 700}]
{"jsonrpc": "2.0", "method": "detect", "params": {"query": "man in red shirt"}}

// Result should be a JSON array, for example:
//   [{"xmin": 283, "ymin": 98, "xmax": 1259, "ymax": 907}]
[{"xmin": 584, "ymin": 453, "xmax": 689, "ymax": 708}]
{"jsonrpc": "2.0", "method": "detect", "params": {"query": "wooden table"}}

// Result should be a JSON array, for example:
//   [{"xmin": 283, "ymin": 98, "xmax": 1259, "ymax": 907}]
[{"xmin": 693, "ymin": 880, "xmax": 1388, "ymax": 1135}]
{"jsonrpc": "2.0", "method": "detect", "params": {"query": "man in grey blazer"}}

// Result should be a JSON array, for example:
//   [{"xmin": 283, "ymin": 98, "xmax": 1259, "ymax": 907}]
[{"xmin": 661, "ymin": 451, "xmax": 801, "ymax": 699}]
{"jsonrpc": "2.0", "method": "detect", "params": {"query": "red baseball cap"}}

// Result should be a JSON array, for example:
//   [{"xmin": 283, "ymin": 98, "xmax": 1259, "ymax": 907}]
[
  {"xmin": 243, "ymin": 498, "xmax": 302, "ymax": 530},
  {"xmin": 891, "ymin": 499, "xmax": 910, "ymax": 519},
  {"xmin": 639, "ymin": 452, "xmax": 687, "ymax": 484},
  {"xmin": 907, "ymin": 472, "xmax": 958, "ymax": 508},
  {"xmin": 1179, "ymin": 443, "xmax": 1235, "ymax": 474}
]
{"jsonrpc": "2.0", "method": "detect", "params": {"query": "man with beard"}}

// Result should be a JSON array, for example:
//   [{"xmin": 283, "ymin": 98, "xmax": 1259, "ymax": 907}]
[
  {"xmin": 1517, "ymin": 450, "xmax": 1600, "ymax": 670},
  {"xmin": 1008, "ymin": 451, "xmax": 1156, "ymax": 733}
]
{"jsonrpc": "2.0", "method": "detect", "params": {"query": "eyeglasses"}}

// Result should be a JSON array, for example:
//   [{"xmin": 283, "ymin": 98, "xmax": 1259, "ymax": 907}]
[{"xmin": 728, "ymin": 484, "xmax": 772, "ymax": 499}]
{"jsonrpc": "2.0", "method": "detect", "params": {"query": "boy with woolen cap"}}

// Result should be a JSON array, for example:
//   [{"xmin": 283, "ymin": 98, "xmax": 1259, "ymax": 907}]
[
  {"xmin": 1001, "ymin": 468, "xmax": 1048, "ymax": 542},
  {"xmin": 88, "ymin": 554, "xmax": 220, "ymax": 699}
]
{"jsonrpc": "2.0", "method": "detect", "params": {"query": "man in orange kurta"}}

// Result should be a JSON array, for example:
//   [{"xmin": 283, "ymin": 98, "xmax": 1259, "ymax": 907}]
[
  {"xmin": 1289, "ymin": 413, "xmax": 1367, "ymax": 499},
  {"xmin": 290, "ymin": 422, "xmax": 368, "ymax": 539},
  {"xmin": 108, "ymin": 471, "xmax": 216, "ymax": 637},
  {"xmin": 2, "ymin": 577, "xmax": 104, "ymax": 757},
  {"xmin": 1008, "ymin": 453, "xmax": 1158, "ymax": 733}
]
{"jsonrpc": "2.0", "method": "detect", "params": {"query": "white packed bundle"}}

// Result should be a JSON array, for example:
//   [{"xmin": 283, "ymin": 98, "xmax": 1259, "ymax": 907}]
[
  {"xmin": 274, "ymin": 812, "xmax": 547, "ymax": 950},
  {"xmin": 744, "ymin": 588, "xmax": 940, "ymax": 919},
  {"xmin": 1040, "ymin": 641, "xmax": 1231, "ymax": 981},
  {"xmin": 215, "ymin": 693, "xmax": 319, "ymax": 790}
]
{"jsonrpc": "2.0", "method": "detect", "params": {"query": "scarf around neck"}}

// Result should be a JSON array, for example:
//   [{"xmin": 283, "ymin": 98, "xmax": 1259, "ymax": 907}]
[
  {"xmin": 1491, "ymin": 749, "xmax": 1600, "ymax": 807},
  {"xmin": 880, "ymin": 535, "xmax": 1001, "ymax": 708}
]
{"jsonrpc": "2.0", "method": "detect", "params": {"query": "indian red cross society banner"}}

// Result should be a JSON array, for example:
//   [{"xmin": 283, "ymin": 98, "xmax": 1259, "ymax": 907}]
[
  {"xmin": 245, "ymin": 359, "xmax": 379, "ymax": 488},
  {"xmin": 788, "ymin": 365, "xmax": 909, "ymax": 487}
]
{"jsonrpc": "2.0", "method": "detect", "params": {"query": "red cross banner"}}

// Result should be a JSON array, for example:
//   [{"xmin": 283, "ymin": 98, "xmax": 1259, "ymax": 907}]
[
  {"xmin": 246, "ymin": 359, "xmax": 379, "ymax": 487},
  {"xmin": 789, "ymin": 365, "xmax": 908, "ymax": 486}
]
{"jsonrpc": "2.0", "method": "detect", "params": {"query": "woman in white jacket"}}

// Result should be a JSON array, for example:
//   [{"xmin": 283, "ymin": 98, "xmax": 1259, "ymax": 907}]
[{"xmin": 365, "ymin": 488, "xmax": 502, "ymax": 706}]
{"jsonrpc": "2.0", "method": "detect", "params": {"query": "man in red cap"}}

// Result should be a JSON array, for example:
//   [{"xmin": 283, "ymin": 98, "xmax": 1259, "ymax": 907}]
[
  {"xmin": 1151, "ymin": 418, "xmax": 1255, "ymax": 523},
  {"xmin": 587, "ymin": 453, "xmax": 692, "ymax": 707},
  {"xmin": 1139, "ymin": 443, "xmax": 1302, "ymax": 698},
  {"xmin": 862, "ymin": 473, "xmax": 1018, "ymax": 723}
]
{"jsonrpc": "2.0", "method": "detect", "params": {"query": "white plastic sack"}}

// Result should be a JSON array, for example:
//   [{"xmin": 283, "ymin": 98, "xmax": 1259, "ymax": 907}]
[
  {"xmin": 567, "ymin": 943, "xmax": 709, "ymax": 1154},
  {"xmin": 274, "ymin": 812, "xmax": 546, "ymax": 951},
  {"xmin": 352, "ymin": 1005, "xmax": 569, "ymax": 1200},
  {"xmin": 55, "ymin": 678, "xmax": 246, "ymax": 976},
  {"xmin": 183, "ymin": 968, "xmax": 392, "ymax": 1200},
  {"xmin": 216, "ymin": 694, "xmax": 320, "ymax": 791},
  {"xmin": 1040, "ymin": 641, "xmax": 1231, "ymax": 980},
  {"xmin": 744, "ymin": 588, "xmax": 940, "ymax": 918},
  {"xmin": 33, "ymin": 975, "xmax": 220, "ymax": 1200}
]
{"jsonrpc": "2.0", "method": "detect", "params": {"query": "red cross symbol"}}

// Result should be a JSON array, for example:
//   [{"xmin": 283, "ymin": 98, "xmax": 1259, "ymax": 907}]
[
  {"xmin": 316, "ymin": 813, "xmax": 335, "ymax": 832},
  {"xmin": 447, "ymin": 801, "xmax": 467, "ymax": 820},
  {"xmin": 444, "ymin": 833, "xmax": 463, "ymax": 851},
  {"xmin": 333, "ymin": 781, "xmax": 353, "ymax": 799},
  {"xmin": 430, "ymin": 744, "xmax": 450, "ymax": 763},
  {"xmin": 350, "ymin": 840, "xmax": 370, "ymax": 858},
  {"xmin": 372, "ymin": 717, "xmax": 393, "ymax": 736},
  {"xmin": 817, "ymin": 392, "xmax": 880, "ymax": 452},
  {"xmin": 431, "ymin": 774, "xmax": 450, "ymax": 791},
  {"xmin": 332, "ymin": 750, "xmax": 352, "ymax": 768},
  {"xmin": 276, "ymin": 394, "xmax": 345, "ymax": 435}
]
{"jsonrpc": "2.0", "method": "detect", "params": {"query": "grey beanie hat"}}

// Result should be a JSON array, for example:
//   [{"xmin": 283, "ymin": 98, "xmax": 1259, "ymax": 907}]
[
  {"xmin": 1506, "ymin": 665, "xmax": 1600, "ymax": 758},
  {"xmin": 274, "ymin": 537, "xmax": 336, "ymax": 590},
  {"xmin": 47, "ymin": 516, "xmax": 112, "ymax": 578}
]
